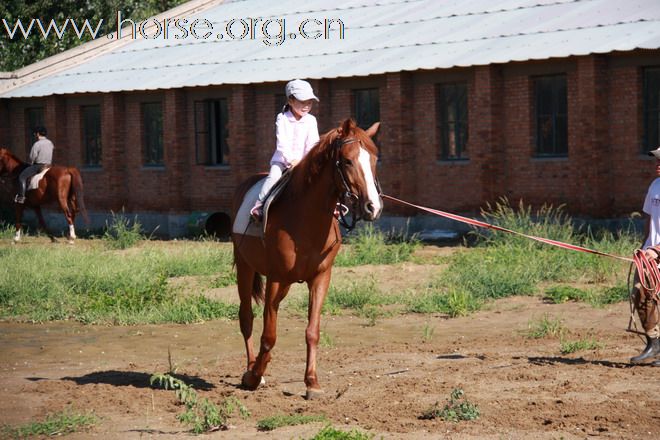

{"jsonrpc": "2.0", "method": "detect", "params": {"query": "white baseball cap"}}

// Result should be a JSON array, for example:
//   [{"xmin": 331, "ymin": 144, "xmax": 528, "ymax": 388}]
[
  {"xmin": 648, "ymin": 147, "xmax": 660, "ymax": 159},
  {"xmin": 285, "ymin": 79, "xmax": 319, "ymax": 102}
]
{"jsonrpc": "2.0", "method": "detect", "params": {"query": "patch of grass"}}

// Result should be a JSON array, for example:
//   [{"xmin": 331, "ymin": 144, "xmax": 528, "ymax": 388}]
[
  {"xmin": 209, "ymin": 270, "xmax": 237, "ymax": 288},
  {"xmin": 335, "ymin": 224, "xmax": 420, "ymax": 266},
  {"xmin": 591, "ymin": 285, "xmax": 629, "ymax": 306},
  {"xmin": 309, "ymin": 425, "xmax": 374, "ymax": 440},
  {"xmin": 408, "ymin": 288, "xmax": 482, "ymax": 317},
  {"xmin": 422, "ymin": 322, "xmax": 435, "ymax": 343},
  {"xmin": 2, "ymin": 409, "xmax": 98, "ymax": 438},
  {"xmin": 420, "ymin": 388, "xmax": 480, "ymax": 422},
  {"xmin": 319, "ymin": 331, "xmax": 334, "ymax": 348},
  {"xmin": 257, "ymin": 414, "xmax": 327, "ymax": 431},
  {"xmin": 560, "ymin": 338, "xmax": 604, "ymax": 354},
  {"xmin": 102, "ymin": 210, "xmax": 145, "ymax": 249},
  {"xmin": 0, "ymin": 242, "xmax": 237, "ymax": 324},
  {"xmin": 151, "ymin": 373, "xmax": 249, "ymax": 434},
  {"xmin": 544, "ymin": 285, "xmax": 589, "ymax": 303},
  {"xmin": 0, "ymin": 222, "xmax": 14, "ymax": 240},
  {"xmin": 525, "ymin": 314, "xmax": 566, "ymax": 339},
  {"xmin": 293, "ymin": 279, "xmax": 392, "ymax": 317}
]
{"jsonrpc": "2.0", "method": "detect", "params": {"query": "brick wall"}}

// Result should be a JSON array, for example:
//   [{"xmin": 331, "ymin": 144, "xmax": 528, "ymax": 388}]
[{"xmin": 1, "ymin": 50, "xmax": 659, "ymax": 223}]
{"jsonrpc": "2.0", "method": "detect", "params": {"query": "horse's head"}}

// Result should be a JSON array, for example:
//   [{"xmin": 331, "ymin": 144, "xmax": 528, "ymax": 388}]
[
  {"xmin": 0, "ymin": 148, "xmax": 16, "ymax": 176},
  {"xmin": 332, "ymin": 119, "xmax": 383, "ymax": 222}
]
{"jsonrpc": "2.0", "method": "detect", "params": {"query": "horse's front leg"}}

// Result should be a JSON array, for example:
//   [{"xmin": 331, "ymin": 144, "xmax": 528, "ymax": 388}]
[
  {"xmin": 34, "ymin": 206, "xmax": 56, "ymax": 242},
  {"xmin": 304, "ymin": 270, "xmax": 332, "ymax": 400},
  {"xmin": 242, "ymin": 280, "xmax": 290, "ymax": 390}
]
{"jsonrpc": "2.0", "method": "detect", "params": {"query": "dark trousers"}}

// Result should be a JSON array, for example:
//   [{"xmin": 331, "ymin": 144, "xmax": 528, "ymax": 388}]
[{"xmin": 18, "ymin": 164, "xmax": 48, "ymax": 197}]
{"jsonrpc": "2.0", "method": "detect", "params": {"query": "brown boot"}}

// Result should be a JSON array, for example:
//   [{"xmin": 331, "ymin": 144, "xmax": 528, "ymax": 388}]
[{"xmin": 630, "ymin": 336, "xmax": 660, "ymax": 364}]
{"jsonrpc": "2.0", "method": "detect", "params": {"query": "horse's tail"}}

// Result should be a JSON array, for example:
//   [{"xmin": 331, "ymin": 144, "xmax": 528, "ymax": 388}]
[
  {"xmin": 69, "ymin": 168, "xmax": 89, "ymax": 224},
  {"xmin": 252, "ymin": 273, "xmax": 264, "ymax": 304}
]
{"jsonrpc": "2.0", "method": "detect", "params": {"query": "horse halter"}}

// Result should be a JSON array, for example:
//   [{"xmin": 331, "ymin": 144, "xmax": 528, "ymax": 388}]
[{"xmin": 332, "ymin": 137, "xmax": 382, "ymax": 231}]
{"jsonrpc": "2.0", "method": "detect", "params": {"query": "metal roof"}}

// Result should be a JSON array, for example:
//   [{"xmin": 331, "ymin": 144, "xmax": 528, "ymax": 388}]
[{"xmin": 2, "ymin": 0, "xmax": 660, "ymax": 98}]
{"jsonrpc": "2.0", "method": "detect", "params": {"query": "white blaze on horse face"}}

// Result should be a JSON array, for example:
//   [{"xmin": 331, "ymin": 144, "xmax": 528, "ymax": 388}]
[{"xmin": 358, "ymin": 147, "xmax": 382, "ymax": 215}]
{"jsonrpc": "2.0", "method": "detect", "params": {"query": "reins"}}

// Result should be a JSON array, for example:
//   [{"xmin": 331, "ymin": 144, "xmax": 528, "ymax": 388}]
[{"xmin": 334, "ymin": 137, "xmax": 361, "ymax": 231}]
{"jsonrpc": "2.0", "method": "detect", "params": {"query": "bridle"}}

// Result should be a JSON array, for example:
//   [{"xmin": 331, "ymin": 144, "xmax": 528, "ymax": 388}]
[{"xmin": 333, "ymin": 136, "xmax": 382, "ymax": 231}]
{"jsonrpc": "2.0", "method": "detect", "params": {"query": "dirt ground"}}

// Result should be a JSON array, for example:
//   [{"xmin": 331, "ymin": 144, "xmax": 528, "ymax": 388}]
[{"xmin": 1, "ymin": 246, "xmax": 659, "ymax": 439}]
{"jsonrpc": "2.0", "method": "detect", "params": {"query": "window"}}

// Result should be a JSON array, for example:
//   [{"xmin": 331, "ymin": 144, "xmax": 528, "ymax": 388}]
[
  {"xmin": 142, "ymin": 102, "xmax": 163, "ymax": 166},
  {"xmin": 354, "ymin": 88, "xmax": 380, "ymax": 130},
  {"xmin": 438, "ymin": 83, "xmax": 468, "ymax": 160},
  {"xmin": 81, "ymin": 105, "xmax": 102, "ymax": 167},
  {"xmin": 644, "ymin": 67, "xmax": 660, "ymax": 151},
  {"xmin": 194, "ymin": 99, "xmax": 229, "ymax": 165},
  {"xmin": 534, "ymin": 75, "xmax": 567, "ymax": 156},
  {"xmin": 24, "ymin": 107, "xmax": 44, "ymax": 155}
]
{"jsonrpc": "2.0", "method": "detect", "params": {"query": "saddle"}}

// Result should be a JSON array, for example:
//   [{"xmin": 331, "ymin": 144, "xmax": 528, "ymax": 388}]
[
  {"xmin": 232, "ymin": 168, "xmax": 293, "ymax": 238},
  {"xmin": 28, "ymin": 167, "xmax": 50, "ymax": 190}
]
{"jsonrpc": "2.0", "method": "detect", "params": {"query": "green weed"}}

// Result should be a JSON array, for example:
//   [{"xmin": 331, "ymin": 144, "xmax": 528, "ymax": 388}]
[
  {"xmin": 525, "ymin": 314, "xmax": 566, "ymax": 339},
  {"xmin": 309, "ymin": 425, "xmax": 374, "ymax": 440},
  {"xmin": 102, "ymin": 210, "xmax": 145, "ymax": 249},
  {"xmin": 420, "ymin": 388, "xmax": 480, "ymax": 422},
  {"xmin": 256, "ymin": 414, "xmax": 327, "ymax": 431},
  {"xmin": 335, "ymin": 224, "xmax": 419, "ymax": 266},
  {"xmin": 150, "ymin": 373, "xmax": 249, "ymax": 434},
  {"xmin": 560, "ymin": 338, "xmax": 604, "ymax": 354},
  {"xmin": 2, "ymin": 409, "xmax": 97, "ymax": 438}
]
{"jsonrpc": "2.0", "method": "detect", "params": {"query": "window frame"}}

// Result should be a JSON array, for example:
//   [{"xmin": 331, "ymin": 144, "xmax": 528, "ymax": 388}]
[
  {"xmin": 194, "ymin": 99, "xmax": 229, "ymax": 166},
  {"xmin": 437, "ymin": 82, "xmax": 469, "ymax": 161},
  {"xmin": 142, "ymin": 102, "xmax": 164, "ymax": 166},
  {"xmin": 81, "ymin": 105, "xmax": 102, "ymax": 168},
  {"xmin": 643, "ymin": 66, "xmax": 660, "ymax": 152},
  {"xmin": 533, "ymin": 74, "xmax": 568, "ymax": 157}
]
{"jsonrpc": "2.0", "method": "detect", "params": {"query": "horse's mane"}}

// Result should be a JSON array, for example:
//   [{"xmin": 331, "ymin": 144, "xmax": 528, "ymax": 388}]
[
  {"xmin": 0, "ymin": 148, "xmax": 23, "ymax": 164},
  {"xmin": 290, "ymin": 120, "xmax": 379, "ymax": 192}
]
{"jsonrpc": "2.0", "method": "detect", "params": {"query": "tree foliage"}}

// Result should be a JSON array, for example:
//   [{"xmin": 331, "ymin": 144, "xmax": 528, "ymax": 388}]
[{"xmin": 0, "ymin": 0, "xmax": 187, "ymax": 71}]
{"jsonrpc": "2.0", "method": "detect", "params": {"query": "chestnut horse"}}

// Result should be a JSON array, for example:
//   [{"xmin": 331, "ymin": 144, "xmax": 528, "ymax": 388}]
[
  {"xmin": 232, "ymin": 119, "xmax": 383, "ymax": 399},
  {"xmin": 0, "ymin": 148, "xmax": 87, "ymax": 243}
]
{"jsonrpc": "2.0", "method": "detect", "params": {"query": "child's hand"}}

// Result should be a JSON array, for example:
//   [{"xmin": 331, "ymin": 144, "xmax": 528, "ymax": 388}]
[{"xmin": 290, "ymin": 159, "xmax": 299, "ymax": 167}]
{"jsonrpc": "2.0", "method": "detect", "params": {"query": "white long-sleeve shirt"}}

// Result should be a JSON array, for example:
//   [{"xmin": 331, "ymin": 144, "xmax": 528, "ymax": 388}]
[
  {"xmin": 643, "ymin": 177, "xmax": 660, "ymax": 249},
  {"xmin": 270, "ymin": 110, "xmax": 319, "ymax": 167},
  {"xmin": 29, "ymin": 138, "xmax": 54, "ymax": 165}
]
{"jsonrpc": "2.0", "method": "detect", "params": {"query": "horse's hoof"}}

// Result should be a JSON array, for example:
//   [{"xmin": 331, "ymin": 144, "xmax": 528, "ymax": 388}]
[
  {"xmin": 67, "ymin": 239, "xmax": 74, "ymax": 245},
  {"xmin": 305, "ymin": 388, "xmax": 325, "ymax": 400},
  {"xmin": 241, "ymin": 370, "xmax": 264, "ymax": 390}
]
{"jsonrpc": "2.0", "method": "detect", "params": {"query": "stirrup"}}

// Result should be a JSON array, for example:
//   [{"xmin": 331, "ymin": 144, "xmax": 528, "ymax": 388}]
[
  {"xmin": 250, "ymin": 206, "xmax": 263, "ymax": 222},
  {"xmin": 334, "ymin": 203, "xmax": 349, "ymax": 218},
  {"xmin": 14, "ymin": 195, "xmax": 25, "ymax": 204}
]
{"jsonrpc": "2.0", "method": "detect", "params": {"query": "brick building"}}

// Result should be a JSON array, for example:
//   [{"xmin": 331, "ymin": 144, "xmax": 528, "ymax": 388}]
[{"xmin": 1, "ymin": 0, "xmax": 660, "ymax": 236}]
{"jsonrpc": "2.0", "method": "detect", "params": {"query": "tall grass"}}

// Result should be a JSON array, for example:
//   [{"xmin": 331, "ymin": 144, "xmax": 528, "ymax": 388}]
[
  {"xmin": 409, "ymin": 199, "xmax": 639, "ymax": 316},
  {"xmin": 335, "ymin": 224, "xmax": 420, "ymax": 266},
  {"xmin": 0, "ymin": 242, "xmax": 236, "ymax": 324}
]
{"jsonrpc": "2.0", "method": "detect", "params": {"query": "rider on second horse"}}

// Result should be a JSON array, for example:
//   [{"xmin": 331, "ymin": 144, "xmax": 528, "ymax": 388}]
[{"xmin": 15, "ymin": 126, "xmax": 53, "ymax": 204}]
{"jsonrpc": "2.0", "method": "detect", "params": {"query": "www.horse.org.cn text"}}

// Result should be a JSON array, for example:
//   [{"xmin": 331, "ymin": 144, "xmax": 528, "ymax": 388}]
[{"xmin": 1, "ymin": 11, "xmax": 346, "ymax": 47}]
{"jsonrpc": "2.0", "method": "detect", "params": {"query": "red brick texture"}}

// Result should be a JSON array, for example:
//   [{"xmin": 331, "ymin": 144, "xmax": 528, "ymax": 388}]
[{"xmin": 1, "ymin": 50, "xmax": 659, "ymax": 221}]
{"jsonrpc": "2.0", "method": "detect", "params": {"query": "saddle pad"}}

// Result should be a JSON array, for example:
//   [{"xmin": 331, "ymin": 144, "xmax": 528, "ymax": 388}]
[
  {"xmin": 28, "ymin": 167, "xmax": 50, "ymax": 190},
  {"xmin": 232, "ymin": 169, "xmax": 293, "ymax": 238},
  {"xmin": 232, "ymin": 179, "xmax": 265, "ymax": 238}
]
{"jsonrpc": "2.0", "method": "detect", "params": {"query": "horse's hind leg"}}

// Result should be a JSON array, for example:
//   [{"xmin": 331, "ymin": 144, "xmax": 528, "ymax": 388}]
[
  {"xmin": 236, "ymin": 255, "xmax": 258, "ymax": 372},
  {"xmin": 242, "ymin": 279, "xmax": 290, "ymax": 390},
  {"xmin": 13, "ymin": 205, "xmax": 25, "ymax": 243},
  {"xmin": 57, "ymin": 190, "xmax": 76, "ymax": 242},
  {"xmin": 34, "ymin": 206, "xmax": 56, "ymax": 242}
]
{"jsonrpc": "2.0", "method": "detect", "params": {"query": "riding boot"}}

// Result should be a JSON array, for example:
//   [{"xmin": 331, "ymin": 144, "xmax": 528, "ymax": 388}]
[
  {"xmin": 652, "ymin": 359, "xmax": 660, "ymax": 367},
  {"xmin": 630, "ymin": 336, "xmax": 660, "ymax": 364}
]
